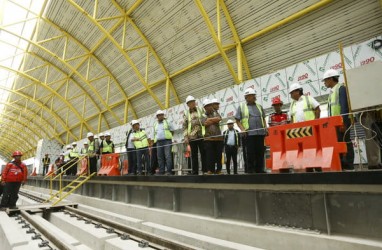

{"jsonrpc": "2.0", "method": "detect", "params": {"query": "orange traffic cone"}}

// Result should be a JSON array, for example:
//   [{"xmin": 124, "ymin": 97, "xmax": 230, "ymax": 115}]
[{"xmin": 30, "ymin": 167, "xmax": 37, "ymax": 176}]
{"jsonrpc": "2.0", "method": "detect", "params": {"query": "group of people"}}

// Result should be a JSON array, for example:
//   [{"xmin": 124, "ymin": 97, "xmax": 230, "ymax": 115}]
[
  {"xmin": 181, "ymin": 68, "xmax": 354, "ymax": 174},
  {"xmin": 41, "ymin": 68, "xmax": 355, "ymax": 177}
]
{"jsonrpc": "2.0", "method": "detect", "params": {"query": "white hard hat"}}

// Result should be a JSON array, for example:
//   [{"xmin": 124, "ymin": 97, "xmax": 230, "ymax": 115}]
[
  {"xmin": 289, "ymin": 82, "xmax": 303, "ymax": 93},
  {"xmin": 322, "ymin": 69, "xmax": 340, "ymax": 81},
  {"xmin": 244, "ymin": 88, "xmax": 256, "ymax": 96},
  {"xmin": 84, "ymin": 141, "xmax": 88, "ymax": 145},
  {"xmin": 211, "ymin": 98, "xmax": 219, "ymax": 104},
  {"xmin": 226, "ymin": 119, "xmax": 235, "ymax": 124},
  {"xmin": 87, "ymin": 132, "xmax": 94, "ymax": 137},
  {"xmin": 72, "ymin": 142, "xmax": 77, "ymax": 145},
  {"xmin": 203, "ymin": 99, "xmax": 213, "ymax": 107},
  {"xmin": 156, "ymin": 110, "xmax": 165, "ymax": 116},
  {"xmin": 99, "ymin": 133, "xmax": 104, "ymax": 137},
  {"xmin": 66, "ymin": 145, "xmax": 72, "ymax": 149},
  {"xmin": 186, "ymin": 95, "xmax": 196, "ymax": 104},
  {"xmin": 104, "ymin": 132, "xmax": 111, "ymax": 136},
  {"xmin": 131, "ymin": 119, "xmax": 139, "ymax": 125},
  {"xmin": 94, "ymin": 135, "xmax": 98, "ymax": 139}
]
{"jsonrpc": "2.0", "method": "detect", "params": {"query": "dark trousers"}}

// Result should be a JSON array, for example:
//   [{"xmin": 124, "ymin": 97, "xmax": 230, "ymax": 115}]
[
  {"xmin": 136, "ymin": 147, "xmax": 150, "ymax": 174},
  {"xmin": 150, "ymin": 143, "xmax": 159, "ymax": 174},
  {"xmin": 338, "ymin": 128, "xmax": 355, "ymax": 170},
  {"xmin": 242, "ymin": 136, "xmax": 248, "ymax": 173},
  {"xmin": 43, "ymin": 164, "xmax": 49, "ymax": 175},
  {"xmin": 127, "ymin": 148, "xmax": 137, "ymax": 174},
  {"xmin": 246, "ymin": 135, "xmax": 266, "ymax": 173},
  {"xmin": 225, "ymin": 145, "xmax": 238, "ymax": 174},
  {"xmin": 204, "ymin": 140, "xmax": 223, "ymax": 173},
  {"xmin": 0, "ymin": 182, "xmax": 22, "ymax": 208},
  {"xmin": 89, "ymin": 156, "xmax": 98, "ymax": 174},
  {"xmin": 189, "ymin": 139, "xmax": 206, "ymax": 175}
]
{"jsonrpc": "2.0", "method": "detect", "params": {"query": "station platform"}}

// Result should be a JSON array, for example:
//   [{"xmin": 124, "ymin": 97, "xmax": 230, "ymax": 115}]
[{"xmin": 26, "ymin": 171, "xmax": 382, "ymax": 245}]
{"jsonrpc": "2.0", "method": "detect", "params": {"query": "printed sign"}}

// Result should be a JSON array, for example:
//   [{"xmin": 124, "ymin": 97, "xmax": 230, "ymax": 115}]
[
  {"xmin": 315, "ymin": 46, "xmax": 354, "ymax": 83},
  {"xmin": 286, "ymin": 59, "xmax": 319, "ymax": 85},
  {"xmin": 352, "ymin": 37, "xmax": 378, "ymax": 67},
  {"xmin": 261, "ymin": 69, "xmax": 288, "ymax": 96}
]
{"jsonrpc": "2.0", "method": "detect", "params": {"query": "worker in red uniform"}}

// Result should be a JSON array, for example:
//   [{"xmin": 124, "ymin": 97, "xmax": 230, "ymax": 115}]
[
  {"xmin": 268, "ymin": 97, "xmax": 289, "ymax": 127},
  {"xmin": 0, "ymin": 151, "xmax": 28, "ymax": 210}
]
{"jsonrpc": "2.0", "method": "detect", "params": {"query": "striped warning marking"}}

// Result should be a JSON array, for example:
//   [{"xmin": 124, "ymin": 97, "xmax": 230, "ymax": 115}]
[{"xmin": 287, "ymin": 126, "xmax": 313, "ymax": 139}]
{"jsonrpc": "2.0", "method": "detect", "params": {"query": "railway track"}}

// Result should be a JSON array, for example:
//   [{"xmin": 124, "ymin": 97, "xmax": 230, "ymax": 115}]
[{"xmin": 13, "ymin": 190, "xmax": 196, "ymax": 250}]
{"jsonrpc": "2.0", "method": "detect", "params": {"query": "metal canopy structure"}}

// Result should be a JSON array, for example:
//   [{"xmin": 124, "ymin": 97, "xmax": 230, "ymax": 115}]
[{"xmin": 0, "ymin": 0, "xmax": 382, "ymax": 161}]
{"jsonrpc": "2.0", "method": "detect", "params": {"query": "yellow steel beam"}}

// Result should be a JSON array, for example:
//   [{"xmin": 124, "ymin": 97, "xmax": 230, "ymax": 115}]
[
  {"xmin": 242, "ymin": 0, "xmax": 334, "ymax": 43},
  {"xmin": 0, "ymin": 85, "xmax": 79, "ymax": 143},
  {"xmin": 67, "ymin": 0, "xmax": 164, "ymax": 109},
  {"xmin": 129, "ymin": 0, "xmax": 333, "ymax": 92},
  {"xmin": 1, "ymin": 64, "xmax": 95, "ymax": 132},
  {"xmin": 219, "ymin": 0, "xmax": 252, "ymax": 81},
  {"xmin": 0, "ymin": 138, "xmax": 30, "ymax": 157},
  {"xmin": 0, "ymin": 101, "xmax": 59, "ymax": 140},
  {"xmin": 0, "ymin": 111, "xmax": 46, "ymax": 140},
  {"xmin": 39, "ymin": 15, "xmax": 137, "ymax": 121},
  {"xmin": 194, "ymin": 0, "xmax": 239, "ymax": 83},
  {"xmin": 125, "ymin": 16, "xmax": 181, "ymax": 104},
  {"xmin": 0, "ymin": 101, "xmax": 56, "ymax": 136},
  {"xmin": 0, "ymin": 125, "xmax": 38, "ymax": 150}
]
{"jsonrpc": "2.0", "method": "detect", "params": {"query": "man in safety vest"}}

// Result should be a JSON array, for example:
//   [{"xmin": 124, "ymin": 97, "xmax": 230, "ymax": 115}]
[
  {"xmin": 268, "ymin": 97, "xmax": 289, "ymax": 127},
  {"xmin": 0, "ymin": 151, "xmax": 28, "ymax": 210},
  {"xmin": 69, "ymin": 142, "xmax": 80, "ymax": 175},
  {"xmin": 100, "ymin": 132, "xmax": 115, "ymax": 155},
  {"xmin": 235, "ymin": 87, "xmax": 267, "ymax": 174},
  {"xmin": 223, "ymin": 119, "xmax": 241, "ymax": 175},
  {"xmin": 87, "ymin": 132, "xmax": 99, "ymax": 174},
  {"xmin": 183, "ymin": 95, "xmax": 206, "ymax": 175},
  {"xmin": 323, "ymin": 69, "xmax": 354, "ymax": 170},
  {"xmin": 132, "ymin": 120, "xmax": 150, "ymax": 175},
  {"xmin": 202, "ymin": 99, "xmax": 223, "ymax": 175},
  {"xmin": 125, "ymin": 123, "xmax": 137, "ymax": 175},
  {"xmin": 153, "ymin": 110, "xmax": 174, "ymax": 175},
  {"xmin": 289, "ymin": 82, "xmax": 320, "ymax": 123},
  {"xmin": 41, "ymin": 153, "xmax": 50, "ymax": 176},
  {"xmin": 97, "ymin": 133, "xmax": 105, "ymax": 155},
  {"xmin": 62, "ymin": 145, "xmax": 72, "ymax": 175}
]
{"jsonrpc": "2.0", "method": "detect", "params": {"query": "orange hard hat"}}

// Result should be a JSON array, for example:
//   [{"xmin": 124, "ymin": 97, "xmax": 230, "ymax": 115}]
[
  {"xmin": 272, "ymin": 97, "xmax": 283, "ymax": 106},
  {"xmin": 12, "ymin": 151, "xmax": 23, "ymax": 157}
]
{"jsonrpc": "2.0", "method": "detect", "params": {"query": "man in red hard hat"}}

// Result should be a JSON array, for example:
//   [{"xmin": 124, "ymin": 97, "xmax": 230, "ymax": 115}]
[
  {"xmin": 268, "ymin": 97, "xmax": 289, "ymax": 127},
  {"xmin": 0, "ymin": 151, "xmax": 28, "ymax": 210}
]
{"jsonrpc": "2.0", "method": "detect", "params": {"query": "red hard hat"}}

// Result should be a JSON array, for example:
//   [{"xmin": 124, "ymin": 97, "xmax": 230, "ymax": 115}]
[
  {"xmin": 12, "ymin": 151, "xmax": 23, "ymax": 157},
  {"xmin": 272, "ymin": 97, "xmax": 283, "ymax": 106}
]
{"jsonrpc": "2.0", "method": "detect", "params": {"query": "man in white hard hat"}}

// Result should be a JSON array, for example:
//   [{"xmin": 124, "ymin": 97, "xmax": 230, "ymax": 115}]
[
  {"xmin": 153, "ymin": 110, "xmax": 174, "ymax": 175},
  {"xmin": 183, "ymin": 95, "xmax": 206, "ymax": 175},
  {"xmin": 125, "ymin": 122, "xmax": 138, "ymax": 175},
  {"xmin": 223, "ymin": 119, "xmax": 241, "ymax": 174},
  {"xmin": 235, "ymin": 87, "xmax": 267, "ymax": 174},
  {"xmin": 87, "ymin": 132, "xmax": 99, "ymax": 174},
  {"xmin": 323, "ymin": 69, "xmax": 354, "ymax": 170},
  {"xmin": 131, "ymin": 120, "xmax": 150, "ymax": 175},
  {"xmin": 211, "ymin": 98, "xmax": 220, "ymax": 112},
  {"xmin": 68, "ymin": 142, "xmax": 80, "ymax": 175},
  {"xmin": 100, "ymin": 132, "xmax": 114, "ymax": 155},
  {"xmin": 201, "ymin": 99, "xmax": 223, "ymax": 174},
  {"xmin": 289, "ymin": 82, "xmax": 320, "ymax": 123}
]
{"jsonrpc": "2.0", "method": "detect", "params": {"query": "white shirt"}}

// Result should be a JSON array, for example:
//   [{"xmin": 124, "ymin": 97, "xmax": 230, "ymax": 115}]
[
  {"xmin": 293, "ymin": 95, "xmax": 319, "ymax": 123},
  {"xmin": 127, "ymin": 132, "xmax": 135, "ymax": 149}
]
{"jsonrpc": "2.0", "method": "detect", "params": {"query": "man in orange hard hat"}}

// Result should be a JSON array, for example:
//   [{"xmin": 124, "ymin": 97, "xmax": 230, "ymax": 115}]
[
  {"xmin": 0, "ymin": 151, "xmax": 28, "ymax": 210},
  {"xmin": 268, "ymin": 97, "xmax": 289, "ymax": 127}
]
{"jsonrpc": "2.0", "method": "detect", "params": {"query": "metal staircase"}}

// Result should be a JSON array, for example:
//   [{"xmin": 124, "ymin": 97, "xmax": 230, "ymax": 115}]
[{"xmin": 44, "ymin": 156, "xmax": 96, "ymax": 206}]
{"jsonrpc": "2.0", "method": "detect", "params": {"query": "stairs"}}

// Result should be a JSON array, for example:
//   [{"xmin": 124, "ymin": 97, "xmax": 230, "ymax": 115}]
[{"xmin": 45, "ymin": 173, "xmax": 96, "ymax": 206}]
